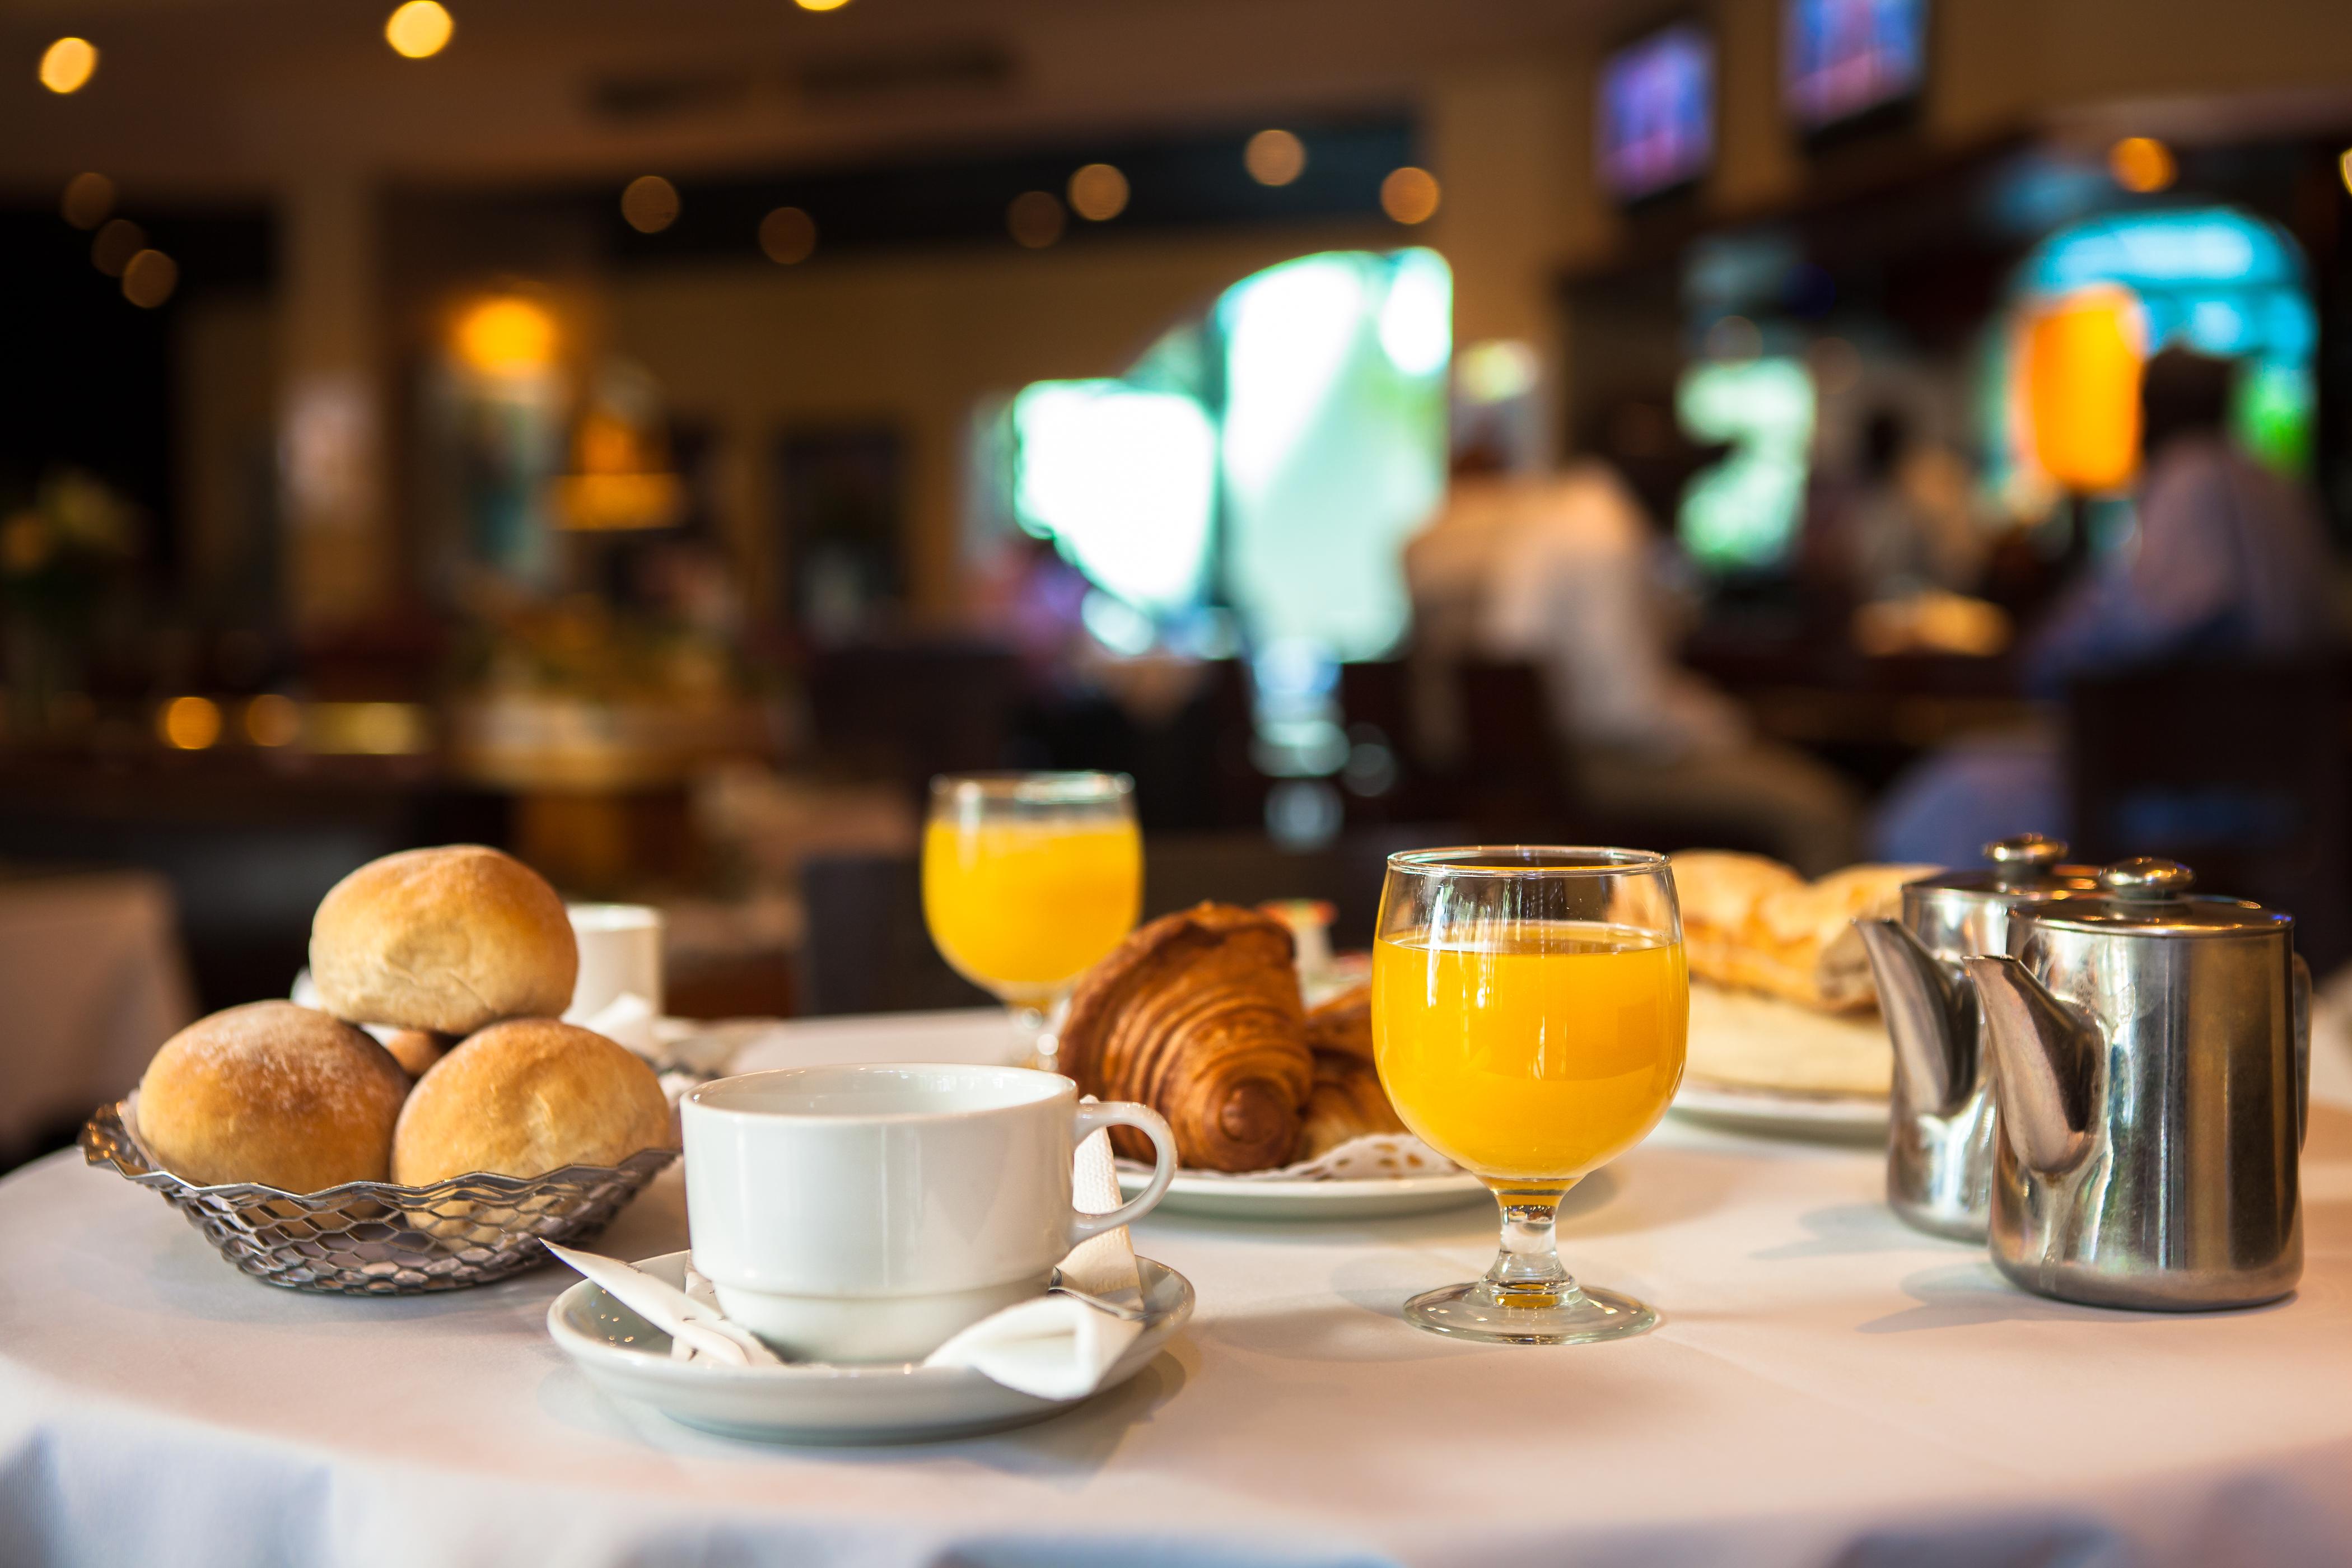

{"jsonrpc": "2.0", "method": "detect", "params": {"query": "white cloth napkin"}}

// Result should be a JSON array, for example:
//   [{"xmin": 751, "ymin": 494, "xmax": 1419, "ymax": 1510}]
[
  {"xmin": 571, "ymin": 992, "xmax": 660, "ymax": 1058},
  {"xmin": 545, "ymin": 1127, "xmax": 1146, "ymax": 1401}
]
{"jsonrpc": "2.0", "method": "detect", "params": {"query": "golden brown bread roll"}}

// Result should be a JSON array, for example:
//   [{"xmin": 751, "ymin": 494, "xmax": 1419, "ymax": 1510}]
[
  {"xmin": 1297, "ymin": 1050, "xmax": 1407, "ymax": 1160},
  {"xmin": 1303, "ymin": 985, "xmax": 1373, "ymax": 1060},
  {"xmin": 1670, "ymin": 851, "xmax": 1933, "ymax": 1012},
  {"xmin": 310, "ymin": 846, "xmax": 578, "ymax": 1035},
  {"xmin": 382, "ymin": 1029, "xmax": 450, "ymax": 1079},
  {"xmin": 135, "ymin": 1001, "xmax": 409, "ymax": 1192},
  {"xmin": 391, "ymin": 1017, "xmax": 672, "ymax": 1184},
  {"xmin": 1059, "ymin": 903, "xmax": 1314, "ymax": 1172}
]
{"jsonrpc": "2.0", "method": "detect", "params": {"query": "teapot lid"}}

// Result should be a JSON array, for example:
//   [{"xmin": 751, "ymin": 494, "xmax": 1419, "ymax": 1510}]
[
  {"xmin": 2026, "ymin": 858, "xmax": 2291, "ymax": 936},
  {"xmin": 1903, "ymin": 834, "xmax": 2101, "ymax": 904}
]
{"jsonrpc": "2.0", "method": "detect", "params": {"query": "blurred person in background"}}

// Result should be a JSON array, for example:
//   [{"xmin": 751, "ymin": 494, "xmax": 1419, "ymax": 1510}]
[
  {"xmin": 1844, "ymin": 407, "xmax": 1987, "ymax": 603},
  {"xmin": 1874, "ymin": 347, "xmax": 2341, "ymax": 865},
  {"xmin": 1407, "ymin": 402, "xmax": 1863, "ymax": 875}
]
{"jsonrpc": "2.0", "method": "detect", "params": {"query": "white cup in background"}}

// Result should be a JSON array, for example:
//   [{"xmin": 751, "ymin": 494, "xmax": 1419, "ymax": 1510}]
[
  {"xmin": 566, "ymin": 903, "xmax": 665, "ymax": 1023},
  {"xmin": 682, "ymin": 1063, "xmax": 1179, "ymax": 1362}
]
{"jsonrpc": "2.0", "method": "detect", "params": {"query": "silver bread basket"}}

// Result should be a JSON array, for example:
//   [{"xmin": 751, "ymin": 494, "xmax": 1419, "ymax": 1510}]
[{"xmin": 81, "ymin": 1099, "xmax": 677, "ymax": 1295}]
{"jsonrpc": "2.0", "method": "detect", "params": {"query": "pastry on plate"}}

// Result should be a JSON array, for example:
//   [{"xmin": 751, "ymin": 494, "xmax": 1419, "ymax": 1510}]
[
  {"xmin": 1672, "ymin": 852, "xmax": 1933, "ymax": 1013},
  {"xmin": 1058, "ymin": 903, "xmax": 1314, "ymax": 1172}
]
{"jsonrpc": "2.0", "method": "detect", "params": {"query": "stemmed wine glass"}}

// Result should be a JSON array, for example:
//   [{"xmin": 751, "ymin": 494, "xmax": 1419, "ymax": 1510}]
[
  {"xmin": 1371, "ymin": 847, "xmax": 1687, "ymax": 1344},
  {"xmin": 921, "ymin": 772, "xmax": 1142, "ymax": 1068}
]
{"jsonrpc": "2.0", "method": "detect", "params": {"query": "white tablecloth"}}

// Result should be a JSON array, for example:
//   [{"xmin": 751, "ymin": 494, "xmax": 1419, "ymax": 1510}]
[
  {"xmin": 4, "ymin": 1007, "xmax": 2352, "ymax": 1567},
  {"xmin": 0, "ymin": 870, "xmax": 193, "ymax": 1154}
]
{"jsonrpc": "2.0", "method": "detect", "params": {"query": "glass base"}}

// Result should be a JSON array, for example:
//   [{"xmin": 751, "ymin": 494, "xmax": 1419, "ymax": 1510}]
[{"xmin": 1403, "ymin": 1279, "xmax": 1659, "ymax": 1345}]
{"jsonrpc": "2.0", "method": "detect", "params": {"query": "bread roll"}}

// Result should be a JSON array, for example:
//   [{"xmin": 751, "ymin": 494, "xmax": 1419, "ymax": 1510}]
[
  {"xmin": 310, "ymin": 846, "xmax": 578, "ymax": 1034},
  {"xmin": 392, "ymin": 1018, "xmax": 671, "ymax": 1185},
  {"xmin": 135, "ymin": 1001, "xmax": 409, "ymax": 1192},
  {"xmin": 382, "ymin": 1029, "xmax": 450, "ymax": 1079},
  {"xmin": 1058, "ymin": 903, "xmax": 1314, "ymax": 1172}
]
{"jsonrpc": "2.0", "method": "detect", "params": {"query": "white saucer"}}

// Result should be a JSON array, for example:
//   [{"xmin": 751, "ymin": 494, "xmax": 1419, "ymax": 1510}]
[
  {"xmin": 1117, "ymin": 1166, "xmax": 1488, "ymax": 1220},
  {"xmin": 1670, "ymin": 1078, "xmax": 1889, "ymax": 1141},
  {"xmin": 548, "ymin": 1250, "xmax": 1193, "ymax": 1444}
]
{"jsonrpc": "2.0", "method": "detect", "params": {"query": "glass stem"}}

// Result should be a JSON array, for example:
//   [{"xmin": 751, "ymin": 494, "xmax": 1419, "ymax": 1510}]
[
  {"xmin": 1010, "ymin": 1001, "xmax": 1053, "ymax": 1072},
  {"xmin": 1483, "ymin": 1183, "xmax": 1579, "ymax": 1306}
]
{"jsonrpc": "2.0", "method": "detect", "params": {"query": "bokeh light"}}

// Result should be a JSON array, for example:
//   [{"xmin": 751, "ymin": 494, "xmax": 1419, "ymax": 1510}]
[
  {"xmin": 159, "ymin": 696, "xmax": 223, "ymax": 751},
  {"xmin": 60, "ymin": 172, "xmax": 114, "ymax": 230},
  {"xmin": 622, "ymin": 175, "xmax": 681, "ymax": 234},
  {"xmin": 759, "ymin": 206, "xmax": 816, "ymax": 264},
  {"xmin": 39, "ymin": 38, "xmax": 97, "ymax": 95},
  {"xmin": 2341, "ymin": 148, "xmax": 2352, "ymax": 197},
  {"xmin": 243, "ymin": 694, "xmax": 301, "ymax": 748},
  {"xmin": 1380, "ymin": 166, "xmax": 1440, "ymax": 224},
  {"xmin": 385, "ymin": 1, "xmax": 453, "ymax": 58},
  {"xmin": 795, "ymin": 0, "xmax": 851, "ymax": 10},
  {"xmin": 2108, "ymin": 137, "xmax": 2176, "ymax": 194},
  {"xmin": 122, "ymin": 249, "xmax": 178, "ymax": 309},
  {"xmin": 1245, "ymin": 129, "xmax": 1306, "ymax": 187},
  {"xmin": 91, "ymin": 218, "xmax": 144, "ymax": 277},
  {"xmin": 1067, "ymin": 163, "xmax": 1130, "ymax": 221},
  {"xmin": 1007, "ymin": 190, "xmax": 1066, "ymax": 249},
  {"xmin": 454, "ymin": 295, "xmax": 558, "ymax": 374}
]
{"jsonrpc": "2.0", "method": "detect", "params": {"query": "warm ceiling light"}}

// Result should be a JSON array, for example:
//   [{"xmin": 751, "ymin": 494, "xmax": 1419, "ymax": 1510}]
[
  {"xmin": 2338, "ymin": 148, "xmax": 2350, "ymax": 197},
  {"xmin": 91, "ymin": 218, "xmax": 144, "ymax": 277},
  {"xmin": 1244, "ymin": 129, "xmax": 1306, "ymax": 187},
  {"xmin": 1067, "ymin": 163, "xmax": 1130, "ymax": 222},
  {"xmin": 61, "ymin": 172, "xmax": 115, "ymax": 230},
  {"xmin": 2108, "ymin": 136, "xmax": 2176, "ymax": 194},
  {"xmin": 122, "ymin": 250, "xmax": 178, "ymax": 309},
  {"xmin": 244, "ymin": 693, "xmax": 301, "ymax": 748},
  {"xmin": 39, "ymin": 37, "xmax": 97, "ymax": 94},
  {"xmin": 159, "ymin": 696, "xmax": 223, "ymax": 752},
  {"xmin": 759, "ymin": 206, "xmax": 816, "ymax": 264},
  {"xmin": 1006, "ymin": 190, "xmax": 1066, "ymax": 249},
  {"xmin": 454, "ymin": 296, "xmax": 558, "ymax": 374},
  {"xmin": 1380, "ymin": 166, "xmax": 1441, "ymax": 225},
  {"xmin": 796, "ymin": 0, "xmax": 851, "ymax": 10},
  {"xmin": 384, "ymin": 1, "xmax": 453, "ymax": 59},
  {"xmin": 622, "ymin": 175, "xmax": 680, "ymax": 234}
]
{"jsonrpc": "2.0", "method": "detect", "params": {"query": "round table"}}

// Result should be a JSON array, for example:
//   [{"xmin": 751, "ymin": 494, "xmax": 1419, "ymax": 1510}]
[{"xmin": 6, "ymin": 1008, "xmax": 2352, "ymax": 1567}]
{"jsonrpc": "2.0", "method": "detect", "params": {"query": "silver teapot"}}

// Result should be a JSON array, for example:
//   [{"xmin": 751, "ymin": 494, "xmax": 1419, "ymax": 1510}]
[
  {"xmin": 1964, "ymin": 860, "xmax": 2309, "ymax": 1310},
  {"xmin": 1855, "ymin": 836, "xmax": 2099, "ymax": 1240}
]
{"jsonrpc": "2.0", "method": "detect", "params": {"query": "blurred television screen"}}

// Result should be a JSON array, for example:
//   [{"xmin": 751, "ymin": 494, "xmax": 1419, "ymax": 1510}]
[
  {"xmin": 1598, "ymin": 22, "xmax": 1716, "ymax": 203},
  {"xmin": 1783, "ymin": 0, "xmax": 1926, "ymax": 130}
]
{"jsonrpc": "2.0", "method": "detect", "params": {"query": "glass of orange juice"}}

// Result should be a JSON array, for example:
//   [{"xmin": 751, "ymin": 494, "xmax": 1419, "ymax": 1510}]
[
  {"xmin": 1372, "ymin": 847, "xmax": 1686, "ymax": 1345},
  {"xmin": 922, "ymin": 772, "xmax": 1142, "ymax": 1067}
]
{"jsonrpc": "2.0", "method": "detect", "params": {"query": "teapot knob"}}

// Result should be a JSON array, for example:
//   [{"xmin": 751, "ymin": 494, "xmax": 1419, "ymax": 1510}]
[
  {"xmin": 1985, "ymin": 834, "xmax": 2067, "ymax": 884},
  {"xmin": 2099, "ymin": 857, "xmax": 2195, "ymax": 900}
]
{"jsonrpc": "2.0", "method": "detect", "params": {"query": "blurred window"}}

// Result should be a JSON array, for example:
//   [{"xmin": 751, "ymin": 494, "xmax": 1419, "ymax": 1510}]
[{"xmin": 1676, "ymin": 357, "xmax": 1817, "ymax": 570}]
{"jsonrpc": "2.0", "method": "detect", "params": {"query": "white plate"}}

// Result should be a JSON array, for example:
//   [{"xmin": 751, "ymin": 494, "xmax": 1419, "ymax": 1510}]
[
  {"xmin": 1117, "ymin": 1166, "xmax": 1488, "ymax": 1220},
  {"xmin": 548, "ymin": 1250, "xmax": 1193, "ymax": 1444},
  {"xmin": 1670, "ymin": 1077, "xmax": 1888, "ymax": 1141}
]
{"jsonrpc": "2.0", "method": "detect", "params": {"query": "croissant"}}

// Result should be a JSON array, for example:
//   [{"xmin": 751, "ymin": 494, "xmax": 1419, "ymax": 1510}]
[
  {"xmin": 1058, "ymin": 903, "xmax": 1314, "ymax": 1172},
  {"xmin": 1298, "ymin": 1052, "xmax": 1407, "ymax": 1160},
  {"xmin": 1303, "ymin": 985, "xmax": 1373, "ymax": 1060}
]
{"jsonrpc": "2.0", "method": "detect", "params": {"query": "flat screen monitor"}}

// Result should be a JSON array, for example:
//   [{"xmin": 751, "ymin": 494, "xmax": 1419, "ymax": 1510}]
[
  {"xmin": 1783, "ymin": 0, "xmax": 1926, "ymax": 131},
  {"xmin": 1597, "ymin": 22, "xmax": 1715, "ymax": 203}
]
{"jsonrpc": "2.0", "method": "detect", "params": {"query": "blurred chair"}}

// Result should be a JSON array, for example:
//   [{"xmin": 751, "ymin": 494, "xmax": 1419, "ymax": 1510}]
[
  {"xmin": 2067, "ymin": 661, "xmax": 2349, "ymax": 970},
  {"xmin": 1454, "ymin": 659, "xmax": 1586, "ymax": 841},
  {"xmin": 1336, "ymin": 660, "xmax": 1453, "ymax": 823},
  {"xmin": 806, "ymin": 641, "xmax": 1021, "ymax": 804}
]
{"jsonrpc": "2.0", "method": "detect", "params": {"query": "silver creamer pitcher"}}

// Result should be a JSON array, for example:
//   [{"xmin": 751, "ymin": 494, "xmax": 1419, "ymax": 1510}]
[
  {"xmin": 1854, "ymin": 836, "xmax": 2098, "ymax": 1240},
  {"xmin": 1964, "ymin": 860, "xmax": 2309, "ymax": 1310}
]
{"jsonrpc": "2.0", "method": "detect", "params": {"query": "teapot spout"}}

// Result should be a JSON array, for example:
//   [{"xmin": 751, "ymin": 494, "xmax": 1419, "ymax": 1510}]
[
  {"xmin": 1963, "ymin": 955, "xmax": 2099, "ymax": 1175},
  {"xmin": 1854, "ymin": 918, "xmax": 1970, "ymax": 1114}
]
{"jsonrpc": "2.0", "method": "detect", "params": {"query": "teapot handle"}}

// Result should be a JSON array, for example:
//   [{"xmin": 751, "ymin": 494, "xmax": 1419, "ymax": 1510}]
[{"xmin": 2293, "ymin": 953, "xmax": 2311, "ymax": 1154}]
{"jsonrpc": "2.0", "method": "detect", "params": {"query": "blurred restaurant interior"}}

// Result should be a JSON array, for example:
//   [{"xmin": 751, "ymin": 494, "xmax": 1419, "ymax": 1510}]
[{"xmin": 4, "ymin": 0, "xmax": 2351, "ymax": 1170}]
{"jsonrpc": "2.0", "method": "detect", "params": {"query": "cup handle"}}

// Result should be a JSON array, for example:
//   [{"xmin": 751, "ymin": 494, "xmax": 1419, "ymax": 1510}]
[{"xmin": 1066, "ymin": 1100, "xmax": 1178, "ymax": 1245}]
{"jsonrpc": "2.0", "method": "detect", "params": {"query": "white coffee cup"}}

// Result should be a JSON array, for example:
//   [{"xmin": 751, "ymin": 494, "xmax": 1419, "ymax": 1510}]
[
  {"xmin": 681, "ymin": 1063, "xmax": 1179, "ymax": 1363},
  {"xmin": 566, "ymin": 903, "xmax": 664, "ymax": 1021}
]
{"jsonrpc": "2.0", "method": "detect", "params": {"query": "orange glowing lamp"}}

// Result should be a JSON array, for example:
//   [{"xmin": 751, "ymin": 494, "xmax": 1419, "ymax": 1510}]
[{"xmin": 2022, "ymin": 285, "xmax": 2145, "ymax": 494}]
